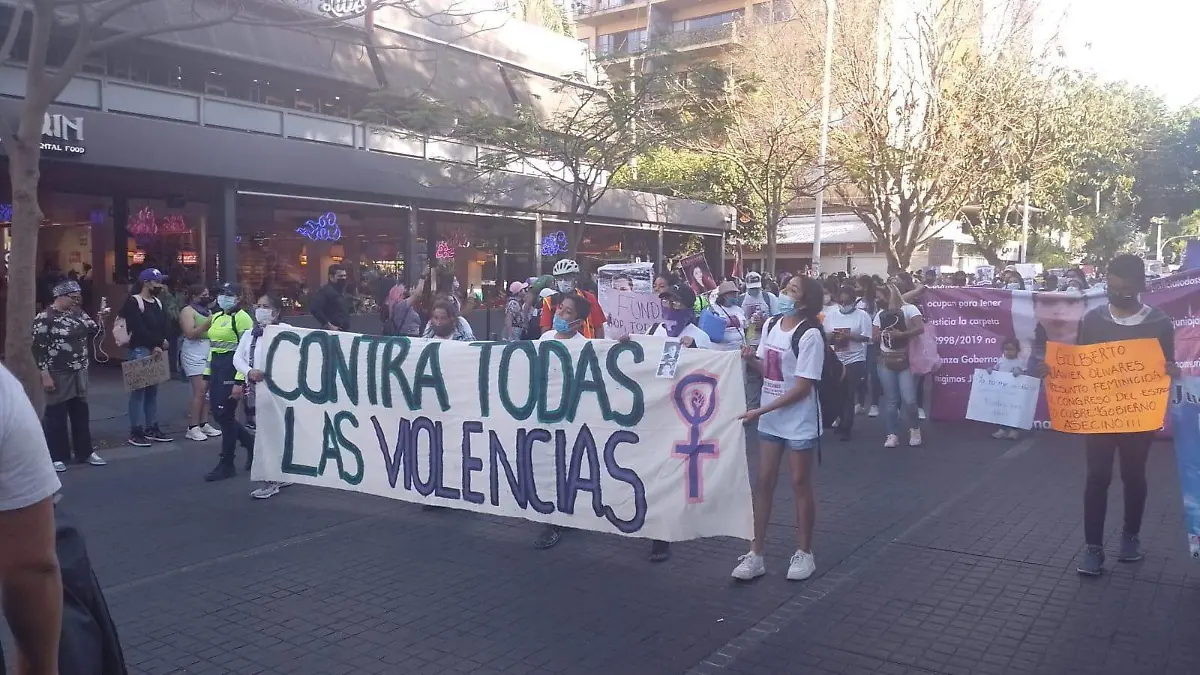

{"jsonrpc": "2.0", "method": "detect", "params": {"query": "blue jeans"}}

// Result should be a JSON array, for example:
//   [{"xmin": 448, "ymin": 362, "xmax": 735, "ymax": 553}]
[
  {"xmin": 127, "ymin": 347, "xmax": 159, "ymax": 432},
  {"xmin": 876, "ymin": 364, "xmax": 918, "ymax": 437}
]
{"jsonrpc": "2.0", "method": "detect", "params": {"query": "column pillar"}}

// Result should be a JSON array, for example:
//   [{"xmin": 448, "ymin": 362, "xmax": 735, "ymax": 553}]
[
  {"xmin": 498, "ymin": 236, "xmax": 508, "ymax": 289},
  {"xmin": 703, "ymin": 234, "xmax": 724, "ymax": 280},
  {"xmin": 533, "ymin": 213, "xmax": 544, "ymax": 276},
  {"xmin": 219, "ymin": 182, "xmax": 237, "ymax": 281},
  {"xmin": 112, "ymin": 196, "xmax": 129, "ymax": 283},
  {"xmin": 405, "ymin": 206, "xmax": 420, "ymax": 288},
  {"xmin": 656, "ymin": 226, "xmax": 664, "ymax": 273}
]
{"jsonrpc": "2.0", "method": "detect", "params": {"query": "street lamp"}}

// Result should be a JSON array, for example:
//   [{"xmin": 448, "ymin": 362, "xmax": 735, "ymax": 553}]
[{"xmin": 811, "ymin": 0, "xmax": 836, "ymax": 276}]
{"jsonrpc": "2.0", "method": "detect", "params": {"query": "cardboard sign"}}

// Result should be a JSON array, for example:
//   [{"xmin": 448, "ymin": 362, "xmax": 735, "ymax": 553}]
[
  {"xmin": 965, "ymin": 369, "xmax": 1040, "ymax": 430},
  {"xmin": 1045, "ymin": 338, "xmax": 1170, "ymax": 434},
  {"xmin": 122, "ymin": 351, "xmax": 171, "ymax": 392}
]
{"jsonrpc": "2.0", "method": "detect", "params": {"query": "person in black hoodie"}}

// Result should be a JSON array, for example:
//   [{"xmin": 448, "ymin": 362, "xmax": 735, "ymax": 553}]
[
  {"xmin": 121, "ymin": 268, "xmax": 174, "ymax": 447},
  {"xmin": 1072, "ymin": 254, "xmax": 1176, "ymax": 576},
  {"xmin": 309, "ymin": 263, "xmax": 351, "ymax": 332}
]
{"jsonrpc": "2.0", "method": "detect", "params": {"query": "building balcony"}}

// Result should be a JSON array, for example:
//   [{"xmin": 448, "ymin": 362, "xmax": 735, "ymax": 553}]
[
  {"xmin": 662, "ymin": 22, "xmax": 741, "ymax": 51},
  {"xmin": 572, "ymin": 0, "xmax": 649, "ymax": 22},
  {"xmin": 595, "ymin": 42, "xmax": 649, "ymax": 61}
]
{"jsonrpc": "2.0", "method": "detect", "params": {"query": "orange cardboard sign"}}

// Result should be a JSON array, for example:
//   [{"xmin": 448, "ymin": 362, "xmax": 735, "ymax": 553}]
[{"xmin": 1045, "ymin": 338, "xmax": 1170, "ymax": 434}]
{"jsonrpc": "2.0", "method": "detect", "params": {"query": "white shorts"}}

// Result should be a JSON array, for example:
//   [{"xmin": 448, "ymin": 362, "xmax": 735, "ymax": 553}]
[{"xmin": 180, "ymin": 339, "xmax": 209, "ymax": 377}]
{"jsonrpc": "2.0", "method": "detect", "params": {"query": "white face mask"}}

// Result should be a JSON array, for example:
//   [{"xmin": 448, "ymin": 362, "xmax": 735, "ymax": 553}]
[
  {"xmin": 1006, "ymin": 282, "xmax": 1021, "ymax": 290},
  {"xmin": 254, "ymin": 307, "xmax": 277, "ymax": 325}
]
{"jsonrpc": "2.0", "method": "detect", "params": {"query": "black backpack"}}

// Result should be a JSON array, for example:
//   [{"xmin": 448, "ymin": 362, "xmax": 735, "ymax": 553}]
[{"xmin": 763, "ymin": 315, "xmax": 846, "ymax": 393}]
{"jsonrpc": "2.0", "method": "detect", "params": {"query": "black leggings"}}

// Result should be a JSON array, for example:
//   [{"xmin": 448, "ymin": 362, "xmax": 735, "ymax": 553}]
[{"xmin": 1084, "ymin": 433, "xmax": 1153, "ymax": 547}]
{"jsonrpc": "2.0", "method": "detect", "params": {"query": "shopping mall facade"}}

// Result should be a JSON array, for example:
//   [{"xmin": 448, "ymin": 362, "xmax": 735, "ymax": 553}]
[{"xmin": 0, "ymin": 0, "xmax": 732, "ymax": 324}]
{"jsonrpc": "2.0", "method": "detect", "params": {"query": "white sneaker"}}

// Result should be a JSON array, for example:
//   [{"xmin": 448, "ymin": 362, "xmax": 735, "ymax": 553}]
[
  {"xmin": 731, "ymin": 552, "xmax": 766, "ymax": 580},
  {"xmin": 53, "ymin": 461, "xmax": 67, "ymax": 473},
  {"xmin": 884, "ymin": 434, "xmax": 900, "ymax": 448},
  {"xmin": 186, "ymin": 426, "xmax": 208, "ymax": 442},
  {"xmin": 86, "ymin": 453, "xmax": 107, "ymax": 466},
  {"xmin": 909, "ymin": 429, "xmax": 923, "ymax": 447},
  {"xmin": 787, "ymin": 550, "xmax": 816, "ymax": 581},
  {"xmin": 1006, "ymin": 429, "xmax": 1022, "ymax": 440},
  {"xmin": 200, "ymin": 423, "xmax": 222, "ymax": 437},
  {"xmin": 251, "ymin": 481, "xmax": 282, "ymax": 499},
  {"xmin": 918, "ymin": 408, "xmax": 927, "ymax": 420},
  {"xmin": 868, "ymin": 405, "xmax": 879, "ymax": 418},
  {"xmin": 991, "ymin": 428, "xmax": 1008, "ymax": 439},
  {"xmin": 855, "ymin": 404, "xmax": 864, "ymax": 415}
]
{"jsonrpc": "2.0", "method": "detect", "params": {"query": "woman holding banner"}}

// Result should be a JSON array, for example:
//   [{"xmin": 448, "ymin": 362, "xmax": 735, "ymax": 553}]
[
  {"xmin": 733, "ymin": 275, "xmax": 826, "ymax": 582},
  {"xmin": 235, "ymin": 294, "xmax": 295, "ymax": 500},
  {"xmin": 533, "ymin": 293, "xmax": 593, "ymax": 550}
]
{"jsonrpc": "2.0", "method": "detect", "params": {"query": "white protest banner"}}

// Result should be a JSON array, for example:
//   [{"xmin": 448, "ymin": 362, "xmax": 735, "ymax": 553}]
[
  {"xmin": 253, "ymin": 326, "xmax": 753, "ymax": 542},
  {"xmin": 965, "ymin": 368, "xmax": 1040, "ymax": 430},
  {"xmin": 597, "ymin": 262, "xmax": 660, "ymax": 338}
]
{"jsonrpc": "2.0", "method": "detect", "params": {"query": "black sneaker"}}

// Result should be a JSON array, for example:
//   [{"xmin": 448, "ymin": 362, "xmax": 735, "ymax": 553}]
[
  {"xmin": 127, "ymin": 432, "xmax": 151, "ymax": 448},
  {"xmin": 533, "ymin": 525, "xmax": 563, "ymax": 550},
  {"xmin": 204, "ymin": 462, "xmax": 236, "ymax": 482},
  {"xmin": 648, "ymin": 540, "xmax": 671, "ymax": 563},
  {"xmin": 144, "ymin": 426, "xmax": 173, "ymax": 443}
]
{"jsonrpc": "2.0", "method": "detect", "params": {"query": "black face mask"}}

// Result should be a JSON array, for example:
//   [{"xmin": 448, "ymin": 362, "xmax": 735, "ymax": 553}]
[
  {"xmin": 432, "ymin": 321, "xmax": 455, "ymax": 337},
  {"xmin": 149, "ymin": 286, "xmax": 163, "ymax": 296},
  {"xmin": 332, "ymin": 279, "xmax": 347, "ymax": 291},
  {"xmin": 1108, "ymin": 291, "xmax": 1140, "ymax": 311}
]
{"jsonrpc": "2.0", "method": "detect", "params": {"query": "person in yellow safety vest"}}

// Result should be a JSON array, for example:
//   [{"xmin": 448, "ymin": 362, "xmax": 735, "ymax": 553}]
[{"xmin": 203, "ymin": 282, "xmax": 256, "ymax": 482}]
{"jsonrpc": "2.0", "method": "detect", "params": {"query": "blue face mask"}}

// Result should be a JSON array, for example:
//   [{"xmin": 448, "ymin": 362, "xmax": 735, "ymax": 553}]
[
  {"xmin": 553, "ymin": 316, "xmax": 573, "ymax": 333},
  {"xmin": 217, "ymin": 295, "xmax": 236, "ymax": 311},
  {"xmin": 776, "ymin": 295, "xmax": 795, "ymax": 315}
]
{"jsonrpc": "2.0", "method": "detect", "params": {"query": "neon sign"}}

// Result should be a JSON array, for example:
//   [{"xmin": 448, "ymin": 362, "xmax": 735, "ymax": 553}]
[
  {"xmin": 296, "ymin": 212, "xmax": 342, "ymax": 241},
  {"xmin": 0, "ymin": 203, "xmax": 11, "ymax": 222},
  {"xmin": 541, "ymin": 230, "xmax": 568, "ymax": 256},
  {"xmin": 435, "ymin": 240, "xmax": 456, "ymax": 259},
  {"xmin": 128, "ymin": 207, "xmax": 191, "ymax": 235}
]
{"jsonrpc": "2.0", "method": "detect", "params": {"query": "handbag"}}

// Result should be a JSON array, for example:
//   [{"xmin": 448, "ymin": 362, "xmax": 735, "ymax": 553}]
[
  {"xmin": 881, "ymin": 349, "xmax": 910, "ymax": 372},
  {"xmin": 698, "ymin": 307, "xmax": 729, "ymax": 343}
]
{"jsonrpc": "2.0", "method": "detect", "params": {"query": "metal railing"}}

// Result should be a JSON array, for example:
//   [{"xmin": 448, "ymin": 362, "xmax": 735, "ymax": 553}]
[
  {"xmin": 574, "ymin": 0, "xmax": 645, "ymax": 16},
  {"xmin": 0, "ymin": 64, "xmax": 604, "ymax": 184},
  {"xmin": 662, "ymin": 21, "xmax": 740, "ymax": 49}
]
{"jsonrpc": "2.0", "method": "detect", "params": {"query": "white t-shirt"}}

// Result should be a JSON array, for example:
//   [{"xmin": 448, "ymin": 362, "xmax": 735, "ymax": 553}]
[
  {"xmin": 708, "ymin": 303, "xmax": 747, "ymax": 351},
  {"xmin": 756, "ymin": 318, "xmax": 825, "ymax": 441},
  {"xmin": 0, "ymin": 364, "xmax": 60, "ymax": 511},
  {"xmin": 650, "ymin": 322, "xmax": 713, "ymax": 349},
  {"xmin": 872, "ymin": 304, "xmax": 922, "ymax": 353},
  {"xmin": 994, "ymin": 355, "xmax": 1026, "ymax": 375},
  {"xmin": 740, "ymin": 290, "xmax": 776, "ymax": 318},
  {"xmin": 539, "ymin": 330, "xmax": 588, "ymax": 342},
  {"xmin": 821, "ymin": 308, "xmax": 872, "ymax": 364}
]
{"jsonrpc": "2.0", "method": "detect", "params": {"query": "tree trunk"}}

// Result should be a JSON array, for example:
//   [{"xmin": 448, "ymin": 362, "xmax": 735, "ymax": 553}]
[
  {"xmin": 982, "ymin": 248, "xmax": 1003, "ymax": 268},
  {"xmin": 884, "ymin": 245, "xmax": 903, "ymax": 275},
  {"xmin": 564, "ymin": 220, "xmax": 586, "ymax": 260},
  {"xmin": 765, "ymin": 205, "xmax": 779, "ymax": 276},
  {"xmin": 5, "ymin": 130, "xmax": 45, "ymax": 405}
]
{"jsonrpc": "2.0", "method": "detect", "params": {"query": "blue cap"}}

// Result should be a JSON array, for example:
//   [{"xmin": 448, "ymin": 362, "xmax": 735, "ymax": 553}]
[{"xmin": 138, "ymin": 268, "xmax": 167, "ymax": 282}]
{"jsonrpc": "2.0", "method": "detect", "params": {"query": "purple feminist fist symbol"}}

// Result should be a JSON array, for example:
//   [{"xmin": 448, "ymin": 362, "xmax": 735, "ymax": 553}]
[{"xmin": 671, "ymin": 373, "xmax": 719, "ymax": 503}]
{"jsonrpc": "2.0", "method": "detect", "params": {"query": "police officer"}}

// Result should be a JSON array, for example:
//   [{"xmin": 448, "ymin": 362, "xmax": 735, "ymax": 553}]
[{"xmin": 204, "ymin": 283, "xmax": 256, "ymax": 482}]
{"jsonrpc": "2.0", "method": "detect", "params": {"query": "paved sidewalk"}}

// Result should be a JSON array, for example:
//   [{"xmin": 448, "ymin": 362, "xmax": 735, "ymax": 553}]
[
  {"xmin": 85, "ymin": 364, "xmax": 210, "ymax": 447},
  {"xmin": 22, "ymin": 418, "xmax": 1200, "ymax": 675}
]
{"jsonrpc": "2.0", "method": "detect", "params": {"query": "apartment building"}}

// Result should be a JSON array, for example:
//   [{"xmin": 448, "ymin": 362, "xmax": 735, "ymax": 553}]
[{"xmin": 572, "ymin": 0, "xmax": 799, "ymax": 69}]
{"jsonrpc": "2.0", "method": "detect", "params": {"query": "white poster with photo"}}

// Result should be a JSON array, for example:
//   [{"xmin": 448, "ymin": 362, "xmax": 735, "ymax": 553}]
[
  {"xmin": 596, "ymin": 262, "xmax": 660, "ymax": 338},
  {"xmin": 965, "ymin": 368, "xmax": 1041, "ymax": 430}
]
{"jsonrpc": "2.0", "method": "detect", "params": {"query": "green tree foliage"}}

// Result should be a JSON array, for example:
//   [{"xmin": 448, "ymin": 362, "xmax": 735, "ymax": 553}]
[
  {"xmin": 612, "ymin": 147, "xmax": 764, "ymax": 245},
  {"xmin": 508, "ymin": 0, "xmax": 574, "ymax": 36}
]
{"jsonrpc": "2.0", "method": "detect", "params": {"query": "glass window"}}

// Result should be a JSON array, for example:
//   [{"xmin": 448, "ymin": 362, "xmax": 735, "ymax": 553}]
[{"xmin": 672, "ymin": 10, "xmax": 743, "ymax": 33}]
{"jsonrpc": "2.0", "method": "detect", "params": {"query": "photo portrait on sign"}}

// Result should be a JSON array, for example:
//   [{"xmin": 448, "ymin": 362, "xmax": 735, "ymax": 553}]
[{"xmin": 679, "ymin": 253, "xmax": 718, "ymax": 296}]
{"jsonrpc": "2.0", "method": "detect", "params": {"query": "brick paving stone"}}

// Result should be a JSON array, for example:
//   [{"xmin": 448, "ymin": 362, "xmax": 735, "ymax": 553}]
[{"xmin": 13, "ymin": 419, "xmax": 1200, "ymax": 675}]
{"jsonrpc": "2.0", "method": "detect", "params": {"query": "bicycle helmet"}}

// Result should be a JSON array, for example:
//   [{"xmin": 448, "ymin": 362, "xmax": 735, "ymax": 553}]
[{"xmin": 551, "ymin": 259, "xmax": 580, "ymax": 277}]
